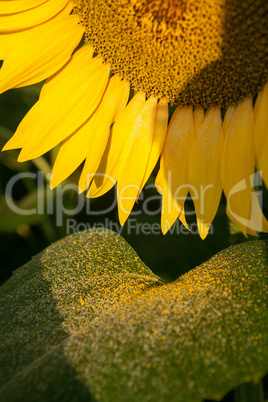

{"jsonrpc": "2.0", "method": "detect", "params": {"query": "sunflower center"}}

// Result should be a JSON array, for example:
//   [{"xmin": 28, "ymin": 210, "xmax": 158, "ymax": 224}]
[
  {"xmin": 133, "ymin": 0, "xmax": 187, "ymax": 29},
  {"xmin": 73, "ymin": 0, "xmax": 268, "ymax": 108}
]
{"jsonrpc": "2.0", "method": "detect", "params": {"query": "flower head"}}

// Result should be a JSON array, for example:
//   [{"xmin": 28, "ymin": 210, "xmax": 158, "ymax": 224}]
[{"xmin": 1, "ymin": 0, "xmax": 268, "ymax": 238}]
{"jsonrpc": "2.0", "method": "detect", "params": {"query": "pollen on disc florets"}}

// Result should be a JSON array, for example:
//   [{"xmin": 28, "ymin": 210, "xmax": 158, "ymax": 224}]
[{"xmin": 73, "ymin": 0, "xmax": 268, "ymax": 108}]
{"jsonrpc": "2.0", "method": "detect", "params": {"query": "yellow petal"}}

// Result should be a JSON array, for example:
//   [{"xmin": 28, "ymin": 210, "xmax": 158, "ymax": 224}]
[
  {"xmin": 88, "ymin": 133, "xmax": 118, "ymax": 198},
  {"xmin": 116, "ymin": 96, "xmax": 161, "ymax": 226},
  {"xmin": 254, "ymin": 81, "xmax": 268, "ymax": 188},
  {"xmin": 156, "ymin": 106, "xmax": 194, "ymax": 234},
  {"xmin": 247, "ymin": 189, "xmax": 268, "ymax": 233},
  {"xmin": 113, "ymin": 79, "xmax": 131, "ymax": 123},
  {"xmin": 0, "ymin": 0, "xmax": 47, "ymax": 14},
  {"xmin": 0, "ymin": 0, "xmax": 69, "ymax": 32},
  {"xmin": 222, "ymin": 104, "xmax": 236, "ymax": 134},
  {"xmin": 177, "ymin": 107, "xmax": 203, "ymax": 233},
  {"xmin": 188, "ymin": 107, "xmax": 224, "ymax": 239},
  {"xmin": 193, "ymin": 107, "xmax": 204, "ymax": 131},
  {"xmin": 0, "ymin": 33, "xmax": 13, "ymax": 59},
  {"xmin": 3, "ymin": 44, "xmax": 92, "ymax": 151},
  {"xmin": 115, "ymin": 98, "xmax": 168, "ymax": 201},
  {"xmin": 0, "ymin": 2, "xmax": 73, "ymax": 59},
  {"xmin": 50, "ymin": 118, "xmax": 96, "ymax": 190},
  {"xmin": 0, "ymin": 8, "xmax": 82, "ymax": 94},
  {"xmin": 53, "ymin": 75, "xmax": 129, "ymax": 190},
  {"xmin": 221, "ymin": 97, "xmax": 257, "ymax": 235},
  {"xmin": 40, "ymin": 44, "xmax": 94, "ymax": 98},
  {"xmin": 77, "ymin": 75, "xmax": 130, "ymax": 192},
  {"xmin": 139, "ymin": 99, "xmax": 168, "ymax": 191},
  {"xmin": 89, "ymin": 92, "xmax": 146, "ymax": 198},
  {"xmin": 4, "ymin": 47, "xmax": 110, "ymax": 161}
]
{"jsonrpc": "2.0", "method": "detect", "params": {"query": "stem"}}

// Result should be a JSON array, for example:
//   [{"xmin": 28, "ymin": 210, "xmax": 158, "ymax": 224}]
[
  {"xmin": 32, "ymin": 156, "xmax": 52, "ymax": 183},
  {"xmin": 234, "ymin": 380, "xmax": 264, "ymax": 402}
]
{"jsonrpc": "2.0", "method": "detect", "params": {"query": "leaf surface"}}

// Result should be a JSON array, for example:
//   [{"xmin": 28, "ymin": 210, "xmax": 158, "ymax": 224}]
[{"xmin": 0, "ymin": 229, "xmax": 267, "ymax": 402}]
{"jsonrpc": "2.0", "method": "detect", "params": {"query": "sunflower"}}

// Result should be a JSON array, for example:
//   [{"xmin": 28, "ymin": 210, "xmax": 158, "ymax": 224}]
[{"xmin": 1, "ymin": 0, "xmax": 268, "ymax": 239}]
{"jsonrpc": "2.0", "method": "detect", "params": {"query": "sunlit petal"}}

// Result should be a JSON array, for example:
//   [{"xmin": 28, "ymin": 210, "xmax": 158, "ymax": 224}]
[
  {"xmin": 0, "ymin": 0, "xmax": 69, "ymax": 32},
  {"xmin": 156, "ymin": 106, "xmax": 194, "ymax": 234},
  {"xmin": 89, "ymin": 92, "xmax": 146, "ymax": 198},
  {"xmin": 254, "ymin": 81, "xmax": 268, "ymax": 188},
  {"xmin": 0, "ymin": 0, "xmax": 47, "ymax": 14},
  {"xmin": 0, "ymin": 9, "xmax": 83, "ymax": 94},
  {"xmin": 221, "ymin": 98, "xmax": 258, "ymax": 235},
  {"xmin": 188, "ymin": 107, "xmax": 224, "ymax": 239},
  {"xmin": 139, "ymin": 99, "xmax": 168, "ymax": 189},
  {"xmin": 77, "ymin": 76, "xmax": 130, "ymax": 192},
  {"xmin": 4, "ymin": 47, "xmax": 110, "ymax": 161}
]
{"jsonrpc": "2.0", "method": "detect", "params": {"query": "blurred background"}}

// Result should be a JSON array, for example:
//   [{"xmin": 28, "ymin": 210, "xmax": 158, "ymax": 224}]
[{"xmin": 1, "ymin": 83, "xmax": 268, "ymax": 286}]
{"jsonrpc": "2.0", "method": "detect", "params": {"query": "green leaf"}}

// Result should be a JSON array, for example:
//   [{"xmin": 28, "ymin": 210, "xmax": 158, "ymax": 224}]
[{"xmin": 0, "ymin": 229, "xmax": 267, "ymax": 402}]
